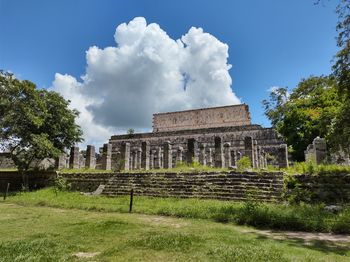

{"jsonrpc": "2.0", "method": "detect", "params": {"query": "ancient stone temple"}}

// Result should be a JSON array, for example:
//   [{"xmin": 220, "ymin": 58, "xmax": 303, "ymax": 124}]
[{"xmin": 108, "ymin": 104, "xmax": 289, "ymax": 170}]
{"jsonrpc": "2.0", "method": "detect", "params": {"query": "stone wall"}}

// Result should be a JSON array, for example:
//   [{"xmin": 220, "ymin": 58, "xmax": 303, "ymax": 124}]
[
  {"xmin": 286, "ymin": 173, "xmax": 350, "ymax": 203},
  {"xmin": 0, "ymin": 170, "xmax": 113, "ymax": 192},
  {"xmin": 109, "ymin": 125, "xmax": 288, "ymax": 170},
  {"xmin": 102, "ymin": 171, "xmax": 284, "ymax": 202},
  {"xmin": 152, "ymin": 104, "xmax": 251, "ymax": 132},
  {"xmin": 0, "ymin": 171, "xmax": 56, "ymax": 191},
  {"xmin": 0, "ymin": 170, "xmax": 284, "ymax": 202},
  {"xmin": 305, "ymin": 137, "xmax": 327, "ymax": 164},
  {"xmin": 61, "ymin": 172, "xmax": 114, "ymax": 192}
]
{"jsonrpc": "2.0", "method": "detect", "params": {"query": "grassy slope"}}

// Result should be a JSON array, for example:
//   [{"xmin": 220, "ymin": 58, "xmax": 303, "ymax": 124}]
[
  {"xmin": 5, "ymin": 188, "xmax": 350, "ymax": 234},
  {"xmin": 0, "ymin": 203, "xmax": 349, "ymax": 261}
]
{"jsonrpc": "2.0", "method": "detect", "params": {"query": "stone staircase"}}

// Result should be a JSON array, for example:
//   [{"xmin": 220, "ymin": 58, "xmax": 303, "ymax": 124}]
[{"xmin": 102, "ymin": 171, "xmax": 284, "ymax": 202}]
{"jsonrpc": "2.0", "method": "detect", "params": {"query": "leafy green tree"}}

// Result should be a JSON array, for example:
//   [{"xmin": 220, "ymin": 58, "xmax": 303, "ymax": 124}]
[
  {"xmin": 263, "ymin": 76, "xmax": 342, "ymax": 161},
  {"xmin": 315, "ymin": 0, "xmax": 350, "ymax": 152},
  {"xmin": 331, "ymin": 0, "xmax": 350, "ymax": 152},
  {"xmin": 127, "ymin": 128, "xmax": 135, "ymax": 135},
  {"xmin": 0, "ymin": 71, "xmax": 83, "ymax": 172}
]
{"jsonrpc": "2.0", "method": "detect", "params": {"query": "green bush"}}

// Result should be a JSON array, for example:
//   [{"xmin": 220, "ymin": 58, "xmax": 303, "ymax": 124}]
[
  {"xmin": 53, "ymin": 175, "xmax": 71, "ymax": 192},
  {"xmin": 237, "ymin": 156, "xmax": 252, "ymax": 170}
]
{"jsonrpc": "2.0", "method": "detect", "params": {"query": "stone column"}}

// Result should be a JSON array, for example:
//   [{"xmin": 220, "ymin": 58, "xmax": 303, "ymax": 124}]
[
  {"xmin": 262, "ymin": 151, "xmax": 267, "ymax": 168},
  {"xmin": 163, "ymin": 141, "xmax": 172, "ymax": 169},
  {"xmin": 56, "ymin": 153, "xmax": 67, "ymax": 169},
  {"xmin": 277, "ymin": 144, "xmax": 289, "ymax": 168},
  {"xmin": 154, "ymin": 147, "xmax": 162, "ymax": 169},
  {"xmin": 244, "ymin": 136, "xmax": 254, "ymax": 168},
  {"xmin": 149, "ymin": 149, "xmax": 154, "ymax": 169},
  {"xmin": 313, "ymin": 137, "xmax": 327, "ymax": 164},
  {"xmin": 253, "ymin": 140, "xmax": 259, "ymax": 168},
  {"xmin": 223, "ymin": 142, "xmax": 231, "ymax": 168},
  {"xmin": 101, "ymin": 143, "xmax": 112, "ymax": 170},
  {"xmin": 159, "ymin": 147, "xmax": 163, "ymax": 169},
  {"xmin": 136, "ymin": 147, "xmax": 142, "ymax": 169},
  {"xmin": 69, "ymin": 146, "xmax": 79, "ymax": 169},
  {"xmin": 121, "ymin": 142, "xmax": 130, "ymax": 170},
  {"xmin": 85, "ymin": 145, "xmax": 96, "ymax": 169},
  {"xmin": 214, "ymin": 137, "xmax": 224, "ymax": 168},
  {"xmin": 206, "ymin": 148, "xmax": 213, "ymax": 167},
  {"xmin": 176, "ymin": 146, "xmax": 184, "ymax": 164},
  {"xmin": 231, "ymin": 150, "xmax": 237, "ymax": 167},
  {"xmin": 79, "ymin": 154, "xmax": 86, "ymax": 168},
  {"xmin": 199, "ymin": 143, "xmax": 206, "ymax": 166},
  {"xmin": 193, "ymin": 140, "xmax": 199, "ymax": 163},
  {"xmin": 257, "ymin": 146, "xmax": 262, "ymax": 169},
  {"xmin": 141, "ymin": 141, "xmax": 150, "ymax": 170},
  {"xmin": 131, "ymin": 150, "xmax": 136, "ymax": 170}
]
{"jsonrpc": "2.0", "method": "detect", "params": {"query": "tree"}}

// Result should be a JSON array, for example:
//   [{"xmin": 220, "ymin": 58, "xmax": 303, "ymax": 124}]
[
  {"xmin": 127, "ymin": 128, "xmax": 135, "ymax": 135},
  {"xmin": 0, "ymin": 71, "xmax": 83, "ymax": 172},
  {"xmin": 263, "ymin": 76, "xmax": 342, "ymax": 161},
  {"xmin": 331, "ymin": 0, "xmax": 350, "ymax": 152}
]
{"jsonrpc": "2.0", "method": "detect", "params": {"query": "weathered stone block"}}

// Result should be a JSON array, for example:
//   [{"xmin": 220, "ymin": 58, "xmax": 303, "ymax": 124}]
[
  {"xmin": 85, "ymin": 145, "xmax": 96, "ymax": 169},
  {"xmin": 69, "ymin": 146, "xmax": 79, "ymax": 169}
]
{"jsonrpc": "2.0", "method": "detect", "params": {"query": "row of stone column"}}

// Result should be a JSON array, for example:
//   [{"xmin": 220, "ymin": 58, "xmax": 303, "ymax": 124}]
[
  {"xmin": 57, "ymin": 136, "xmax": 288, "ymax": 171},
  {"xmin": 244, "ymin": 136, "xmax": 289, "ymax": 169},
  {"xmin": 121, "ymin": 137, "xmax": 286, "ymax": 171},
  {"xmin": 56, "ymin": 143, "xmax": 112, "ymax": 170}
]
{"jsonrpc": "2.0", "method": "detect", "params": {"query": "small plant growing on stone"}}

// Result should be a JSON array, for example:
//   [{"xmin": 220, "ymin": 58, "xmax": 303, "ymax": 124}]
[
  {"xmin": 175, "ymin": 161, "xmax": 187, "ymax": 168},
  {"xmin": 237, "ymin": 156, "xmax": 252, "ymax": 170},
  {"xmin": 127, "ymin": 128, "xmax": 135, "ymax": 135},
  {"xmin": 126, "ymin": 128, "xmax": 135, "ymax": 138},
  {"xmin": 190, "ymin": 161, "xmax": 201, "ymax": 168},
  {"xmin": 54, "ymin": 175, "xmax": 71, "ymax": 193}
]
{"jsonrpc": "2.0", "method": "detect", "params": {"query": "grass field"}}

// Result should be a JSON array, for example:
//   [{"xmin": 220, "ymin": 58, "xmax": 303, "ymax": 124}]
[
  {"xmin": 4, "ymin": 188, "xmax": 350, "ymax": 234},
  {"xmin": 0, "ymin": 202, "xmax": 349, "ymax": 261}
]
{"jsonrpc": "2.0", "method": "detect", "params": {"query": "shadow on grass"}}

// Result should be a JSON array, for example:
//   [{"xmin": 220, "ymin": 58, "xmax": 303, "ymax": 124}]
[{"xmin": 255, "ymin": 234, "xmax": 350, "ymax": 256}]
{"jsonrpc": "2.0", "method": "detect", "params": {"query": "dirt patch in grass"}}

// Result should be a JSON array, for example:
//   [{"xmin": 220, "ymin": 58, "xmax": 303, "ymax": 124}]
[
  {"xmin": 241, "ymin": 228, "xmax": 350, "ymax": 243},
  {"xmin": 73, "ymin": 251, "xmax": 100, "ymax": 258},
  {"xmin": 137, "ymin": 214, "xmax": 188, "ymax": 228}
]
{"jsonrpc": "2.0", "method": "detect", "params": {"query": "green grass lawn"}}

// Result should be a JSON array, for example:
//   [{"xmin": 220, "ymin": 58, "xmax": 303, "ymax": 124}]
[
  {"xmin": 4, "ymin": 188, "xmax": 350, "ymax": 234},
  {"xmin": 0, "ymin": 203, "xmax": 349, "ymax": 261}
]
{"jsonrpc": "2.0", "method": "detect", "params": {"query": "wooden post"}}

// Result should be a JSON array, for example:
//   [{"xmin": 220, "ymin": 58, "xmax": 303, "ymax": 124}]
[
  {"xmin": 3, "ymin": 183, "xmax": 10, "ymax": 201},
  {"xmin": 129, "ymin": 189, "xmax": 134, "ymax": 213}
]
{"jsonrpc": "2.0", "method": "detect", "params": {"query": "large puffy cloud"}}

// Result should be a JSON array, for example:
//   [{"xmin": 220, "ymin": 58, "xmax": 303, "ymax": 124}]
[{"xmin": 51, "ymin": 17, "xmax": 240, "ymax": 146}]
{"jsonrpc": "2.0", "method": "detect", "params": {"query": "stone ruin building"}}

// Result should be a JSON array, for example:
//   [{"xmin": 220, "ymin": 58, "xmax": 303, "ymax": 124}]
[
  {"xmin": 305, "ymin": 136, "xmax": 350, "ymax": 165},
  {"xmin": 100, "ymin": 104, "xmax": 289, "ymax": 171},
  {"xmin": 3, "ymin": 104, "xmax": 289, "ymax": 171}
]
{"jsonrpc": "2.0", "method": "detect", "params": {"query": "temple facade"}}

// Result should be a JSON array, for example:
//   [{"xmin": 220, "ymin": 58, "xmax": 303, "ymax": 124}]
[{"xmin": 107, "ymin": 104, "xmax": 289, "ymax": 170}]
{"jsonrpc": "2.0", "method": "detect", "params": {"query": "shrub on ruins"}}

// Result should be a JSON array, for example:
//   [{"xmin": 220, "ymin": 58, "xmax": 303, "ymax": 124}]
[
  {"xmin": 0, "ymin": 71, "xmax": 83, "ymax": 176},
  {"xmin": 237, "ymin": 156, "xmax": 252, "ymax": 170},
  {"xmin": 262, "ymin": 76, "xmax": 342, "ymax": 161},
  {"xmin": 53, "ymin": 175, "xmax": 71, "ymax": 193}
]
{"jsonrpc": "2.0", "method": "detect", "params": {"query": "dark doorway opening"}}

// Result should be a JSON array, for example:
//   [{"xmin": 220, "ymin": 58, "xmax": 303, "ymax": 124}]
[{"xmin": 187, "ymin": 138, "xmax": 195, "ymax": 164}]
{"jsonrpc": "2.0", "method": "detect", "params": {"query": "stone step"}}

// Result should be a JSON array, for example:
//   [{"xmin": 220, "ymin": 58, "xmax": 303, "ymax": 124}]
[
  {"xmin": 103, "ymin": 186, "xmax": 282, "ymax": 194},
  {"xmin": 101, "ymin": 172, "xmax": 284, "ymax": 202},
  {"xmin": 102, "ymin": 188, "xmax": 282, "ymax": 198},
  {"xmin": 102, "ymin": 192, "xmax": 280, "ymax": 202},
  {"xmin": 106, "ymin": 179, "xmax": 284, "ymax": 186},
  {"xmin": 104, "ymin": 183, "xmax": 283, "ymax": 191},
  {"xmin": 113, "ymin": 175, "xmax": 283, "ymax": 181}
]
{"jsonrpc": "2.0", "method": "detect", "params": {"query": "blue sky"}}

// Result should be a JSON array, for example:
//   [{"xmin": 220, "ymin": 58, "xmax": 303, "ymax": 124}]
[{"xmin": 0, "ymin": 0, "xmax": 340, "ymax": 143}]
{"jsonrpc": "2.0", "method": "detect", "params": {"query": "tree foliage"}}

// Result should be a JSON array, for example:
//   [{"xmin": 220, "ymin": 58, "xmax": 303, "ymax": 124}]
[
  {"xmin": 263, "ymin": 76, "xmax": 342, "ymax": 161},
  {"xmin": 264, "ymin": 1, "xmax": 350, "ymax": 159},
  {"xmin": 0, "ymin": 71, "xmax": 83, "ymax": 171},
  {"xmin": 332, "ymin": 0, "xmax": 350, "ymax": 152}
]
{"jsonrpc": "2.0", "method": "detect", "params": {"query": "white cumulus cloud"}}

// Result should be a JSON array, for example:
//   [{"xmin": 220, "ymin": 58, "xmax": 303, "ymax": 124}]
[{"xmin": 51, "ymin": 17, "xmax": 240, "ymax": 147}]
